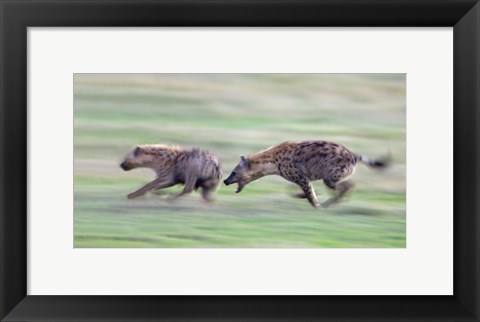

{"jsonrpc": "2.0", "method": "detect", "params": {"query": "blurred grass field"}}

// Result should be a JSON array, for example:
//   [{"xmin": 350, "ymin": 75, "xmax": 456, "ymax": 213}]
[{"xmin": 74, "ymin": 74, "xmax": 406, "ymax": 248}]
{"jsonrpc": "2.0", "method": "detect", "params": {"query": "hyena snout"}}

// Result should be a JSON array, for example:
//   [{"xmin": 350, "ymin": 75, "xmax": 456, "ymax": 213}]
[
  {"xmin": 120, "ymin": 161, "xmax": 132, "ymax": 171},
  {"xmin": 223, "ymin": 173, "xmax": 237, "ymax": 186},
  {"xmin": 224, "ymin": 173, "xmax": 246, "ymax": 193}
]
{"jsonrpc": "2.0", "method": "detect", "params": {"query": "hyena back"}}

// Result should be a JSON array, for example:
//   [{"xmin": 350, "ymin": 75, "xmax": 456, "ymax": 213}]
[
  {"xmin": 223, "ymin": 140, "xmax": 389, "ymax": 208},
  {"xmin": 121, "ymin": 144, "xmax": 222, "ymax": 201}
]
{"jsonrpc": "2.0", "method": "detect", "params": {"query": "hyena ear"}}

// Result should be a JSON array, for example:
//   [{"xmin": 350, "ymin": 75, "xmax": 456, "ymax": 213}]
[
  {"xmin": 240, "ymin": 155, "xmax": 250, "ymax": 169},
  {"xmin": 133, "ymin": 146, "xmax": 142, "ymax": 157}
]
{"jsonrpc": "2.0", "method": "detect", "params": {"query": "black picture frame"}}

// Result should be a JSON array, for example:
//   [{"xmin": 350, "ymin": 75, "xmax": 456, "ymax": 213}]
[{"xmin": 1, "ymin": 1, "xmax": 479, "ymax": 321}]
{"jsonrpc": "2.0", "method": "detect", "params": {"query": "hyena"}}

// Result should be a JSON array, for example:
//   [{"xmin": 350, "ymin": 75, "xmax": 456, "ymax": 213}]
[
  {"xmin": 120, "ymin": 144, "xmax": 222, "ymax": 201},
  {"xmin": 223, "ymin": 140, "xmax": 389, "ymax": 208}
]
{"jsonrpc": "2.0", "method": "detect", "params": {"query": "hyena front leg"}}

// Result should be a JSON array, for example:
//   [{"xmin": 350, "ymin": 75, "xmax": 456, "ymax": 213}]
[
  {"xmin": 284, "ymin": 167, "xmax": 319, "ymax": 208},
  {"xmin": 296, "ymin": 179, "xmax": 320, "ymax": 208},
  {"xmin": 151, "ymin": 181, "xmax": 176, "ymax": 195},
  {"xmin": 321, "ymin": 179, "xmax": 354, "ymax": 208},
  {"xmin": 128, "ymin": 177, "xmax": 175, "ymax": 199}
]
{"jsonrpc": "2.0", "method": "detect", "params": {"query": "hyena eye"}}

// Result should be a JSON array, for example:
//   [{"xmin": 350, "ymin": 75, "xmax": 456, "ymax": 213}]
[{"xmin": 231, "ymin": 171, "xmax": 236, "ymax": 176}]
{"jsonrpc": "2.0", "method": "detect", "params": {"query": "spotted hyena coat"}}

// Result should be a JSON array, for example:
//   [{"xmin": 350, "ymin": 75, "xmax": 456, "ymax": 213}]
[
  {"xmin": 223, "ymin": 140, "xmax": 388, "ymax": 208},
  {"xmin": 120, "ymin": 144, "xmax": 222, "ymax": 201}
]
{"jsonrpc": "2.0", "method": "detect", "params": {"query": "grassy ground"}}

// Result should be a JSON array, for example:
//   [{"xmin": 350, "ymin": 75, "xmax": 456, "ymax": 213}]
[{"xmin": 74, "ymin": 74, "xmax": 406, "ymax": 248}]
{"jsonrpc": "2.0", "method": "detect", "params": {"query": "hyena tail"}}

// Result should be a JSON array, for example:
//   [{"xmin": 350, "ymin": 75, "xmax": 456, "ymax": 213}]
[{"xmin": 356, "ymin": 153, "xmax": 392, "ymax": 168}]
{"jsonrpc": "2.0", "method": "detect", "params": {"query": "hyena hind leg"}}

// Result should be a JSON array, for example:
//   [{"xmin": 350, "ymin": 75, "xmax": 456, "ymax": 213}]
[
  {"xmin": 195, "ymin": 178, "xmax": 220, "ymax": 202},
  {"xmin": 321, "ymin": 179, "xmax": 355, "ymax": 208},
  {"xmin": 201, "ymin": 187, "xmax": 215, "ymax": 202},
  {"xmin": 168, "ymin": 173, "xmax": 198, "ymax": 200}
]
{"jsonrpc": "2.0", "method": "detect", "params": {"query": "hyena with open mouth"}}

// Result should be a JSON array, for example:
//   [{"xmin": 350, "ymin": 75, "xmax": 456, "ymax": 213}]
[
  {"xmin": 120, "ymin": 144, "xmax": 222, "ymax": 201},
  {"xmin": 224, "ymin": 140, "xmax": 389, "ymax": 208}
]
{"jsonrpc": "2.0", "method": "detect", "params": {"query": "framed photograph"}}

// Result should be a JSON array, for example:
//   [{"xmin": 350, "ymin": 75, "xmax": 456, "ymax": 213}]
[{"xmin": 1, "ymin": 0, "xmax": 479, "ymax": 321}]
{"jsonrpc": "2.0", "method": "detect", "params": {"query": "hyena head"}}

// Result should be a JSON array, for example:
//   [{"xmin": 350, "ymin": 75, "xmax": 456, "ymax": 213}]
[
  {"xmin": 120, "ymin": 145, "xmax": 160, "ymax": 171},
  {"xmin": 223, "ymin": 156, "xmax": 257, "ymax": 193}
]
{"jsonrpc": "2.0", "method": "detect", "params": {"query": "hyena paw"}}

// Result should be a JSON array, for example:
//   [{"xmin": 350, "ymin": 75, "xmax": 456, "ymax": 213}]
[
  {"xmin": 167, "ymin": 192, "xmax": 185, "ymax": 201},
  {"xmin": 292, "ymin": 192, "xmax": 308, "ymax": 199},
  {"xmin": 127, "ymin": 192, "xmax": 140, "ymax": 199},
  {"xmin": 321, "ymin": 200, "xmax": 336, "ymax": 208},
  {"xmin": 151, "ymin": 189, "xmax": 166, "ymax": 196},
  {"xmin": 202, "ymin": 195, "xmax": 215, "ymax": 202},
  {"xmin": 307, "ymin": 201, "xmax": 321, "ymax": 208}
]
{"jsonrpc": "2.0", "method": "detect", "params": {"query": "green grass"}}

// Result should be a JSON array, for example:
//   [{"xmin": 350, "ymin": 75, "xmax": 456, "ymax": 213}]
[{"xmin": 74, "ymin": 74, "xmax": 406, "ymax": 248}]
